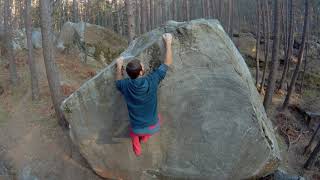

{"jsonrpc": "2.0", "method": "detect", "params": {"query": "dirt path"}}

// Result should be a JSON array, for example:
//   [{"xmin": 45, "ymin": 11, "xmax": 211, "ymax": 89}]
[{"xmin": 0, "ymin": 51, "xmax": 102, "ymax": 180}]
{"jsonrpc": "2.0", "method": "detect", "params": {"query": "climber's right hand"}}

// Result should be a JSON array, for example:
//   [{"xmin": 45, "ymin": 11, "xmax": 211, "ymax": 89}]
[
  {"xmin": 163, "ymin": 33, "xmax": 173, "ymax": 46},
  {"xmin": 116, "ymin": 57, "xmax": 124, "ymax": 69}
]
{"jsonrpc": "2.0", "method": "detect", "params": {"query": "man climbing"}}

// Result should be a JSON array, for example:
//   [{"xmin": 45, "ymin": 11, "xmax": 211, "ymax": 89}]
[{"xmin": 115, "ymin": 33, "xmax": 173, "ymax": 156}]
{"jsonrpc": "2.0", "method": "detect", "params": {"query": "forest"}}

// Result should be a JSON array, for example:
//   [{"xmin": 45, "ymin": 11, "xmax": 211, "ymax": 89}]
[{"xmin": 0, "ymin": 0, "xmax": 320, "ymax": 179}]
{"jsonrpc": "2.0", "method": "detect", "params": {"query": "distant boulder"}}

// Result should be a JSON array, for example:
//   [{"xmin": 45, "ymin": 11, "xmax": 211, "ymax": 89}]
[{"xmin": 57, "ymin": 22, "xmax": 127, "ymax": 66}]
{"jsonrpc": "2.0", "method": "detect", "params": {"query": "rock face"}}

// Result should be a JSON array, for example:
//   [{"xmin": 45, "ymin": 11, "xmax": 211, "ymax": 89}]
[
  {"xmin": 57, "ymin": 22, "xmax": 127, "ymax": 65},
  {"xmin": 62, "ymin": 19, "xmax": 280, "ymax": 180}
]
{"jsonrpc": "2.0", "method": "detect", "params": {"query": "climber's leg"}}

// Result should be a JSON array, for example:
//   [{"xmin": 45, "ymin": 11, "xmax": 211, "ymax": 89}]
[{"xmin": 130, "ymin": 131, "xmax": 141, "ymax": 156}]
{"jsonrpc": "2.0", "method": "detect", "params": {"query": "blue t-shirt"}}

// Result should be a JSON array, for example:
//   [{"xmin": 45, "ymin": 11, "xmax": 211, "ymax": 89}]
[{"xmin": 116, "ymin": 64, "xmax": 168, "ymax": 130}]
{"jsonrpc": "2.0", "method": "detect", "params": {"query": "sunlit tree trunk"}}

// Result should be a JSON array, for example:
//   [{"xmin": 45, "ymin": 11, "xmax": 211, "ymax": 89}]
[
  {"xmin": 125, "ymin": 0, "xmax": 135, "ymax": 42},
  {"xmin": 39, "ymin": 0, "xmax": 67, "ymax": 127},
  {"xmin": 4, "ymin": 0, "xmax": 18, "ymax": 86},
  {"xmin": 72, "ymin": 0, "xmax": 79, "ymax": 22},
  {"xmin": 282, "ymin": 0, "xmax": 309, "ymax": 110},
  {"xmin": 255, "ymin": 0, "xmax": 261, "ymax": 87},
  {"xmin": 279, "ymin": 0, "xmax": 294, "ymax": 91},
  {"xmin": 25, "ymin": 0, "xmax": 39, "ymax": 100},
  {"xmin": 263, "ymin": 0, "xmax": 281, "ymax": 112},
  {"xmin": 260, "ymin": 0, "xmax": 271, "ymax": 92}
]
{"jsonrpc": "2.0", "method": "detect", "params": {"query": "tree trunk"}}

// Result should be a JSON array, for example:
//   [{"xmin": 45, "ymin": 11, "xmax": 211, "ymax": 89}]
[
  {"xmin": 146, "ymin": 0, "xmax": 151, "ymax": 31},
  {"xmin": 161, "ymin": 0, "xmax": 167, "ymax": 23},
  {"xmin": 299, "ymin": 32, "xmax": 309, "ymax": 93},
  {"xmin": 260, "ymin": 0, "xmax": 271, "ymax": 91},
  {"xmin": 116, "ymin": 1, "xmax": 122, "ymax": 35},
  {"xmin": 218, "ymin": 0, "xmax": 223, "ymax": 22},
  {"xmin": 227, "ymin": 0, "xmax": 233, "ymax": 36},
  {"xmin": 279, "ymin": 0, "xmax": 294, "ymax": 91},
  {"xmin": 72, "ymin": 0, "xmax": 79, "ymax": 22},
  {"xmin": 141, "ymin": 0, "xmax": 147, "ymax": 33},
  {"xmin": 39, "ymin": 0, "xmax": 67, "ymax": 128},
  {"xmin": 25, "ymin": 0, "xmax": 39, "ymax": 100},
  {"xmin": 210, "ymin": 0, "xmax": 215, "ymax": 18},
  {"xmin": 255, "ymin": 0, "xmax": 261, "ymax": 87},
  {"xmin": 19, "ymin": 0, "xmax": 24, "ymax": 29},
  {"xmin": 304, "ymin": 140, "xmax": 320, "ymax": 169},
  {"xmin": 304, "ymin": 123, "xmax": 320, "ymax": 155},
  {"xmin": 135, "ymin": 0, "xmax": 141, "ymax": 35},
  {"xmin": 186, "ymin": 0, "xmax": 190, "ymax": 21},
  {"xmin": 172, "ymin": 0, "xmax": 177, "ymax": 20},
  {"xmin": 150, "ymin": 0, "xmax": 155, "ymax": 29},
  {"xmin": 125, "ymin": 0, "xmax": 135, "ymax": 42},
  {"xmin": 4, "ymin": 0, "xmax": 18, "ymax": 86},
  {"xmin": 282, "ymin": 0, "xmax": 309, "ymax": 110},
  {"xmin": 263, "ymin": 0, "xmax": 281, "ymax": 112}
]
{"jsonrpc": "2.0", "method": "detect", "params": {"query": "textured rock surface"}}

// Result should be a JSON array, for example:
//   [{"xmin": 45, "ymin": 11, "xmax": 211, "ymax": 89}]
[
  {"xmin": 57, "ymin": 22, "xmax": 127, "ymax": 65},
  {"xmin": 62, "ymin": 19, "xmax": 280, "ymax": 180}
]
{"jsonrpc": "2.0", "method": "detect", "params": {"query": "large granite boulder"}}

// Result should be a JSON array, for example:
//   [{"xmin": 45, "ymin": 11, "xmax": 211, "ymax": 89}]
[
  {"xmin": 56, "ymin": 22, "xmax": 127, "ymax": 66},
  {"xmin": 62, "ymin": 19, "xmax": 281, "ymax": 180}
]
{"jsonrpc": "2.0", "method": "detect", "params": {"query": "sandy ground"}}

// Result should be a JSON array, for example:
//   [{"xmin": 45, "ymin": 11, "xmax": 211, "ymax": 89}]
[{"xmin": 0, "ymin": 50, "xmax": 102, "ymax": 180}]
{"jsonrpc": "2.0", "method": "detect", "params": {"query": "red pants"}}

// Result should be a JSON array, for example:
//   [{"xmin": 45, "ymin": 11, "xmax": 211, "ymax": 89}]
[
  {"xmin": 129, "ymin": 132, "xmax": 151, "ymax": 156},
  {"xmin": 129, "ymin": 115, "xmax": 162, "ymax": 156}
]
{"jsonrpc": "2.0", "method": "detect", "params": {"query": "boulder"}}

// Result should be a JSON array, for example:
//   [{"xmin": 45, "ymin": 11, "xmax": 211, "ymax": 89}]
[
  {"xmin": 62, "ymin": 19, "xmax": 281, "ymax": 180},
  {"xmin": 56, "ymin": 22, "xmax": 127, "ymax": 66},
  {"xmin": 234, "ymin": 33, "xmax": 285, "ymax": 67}
]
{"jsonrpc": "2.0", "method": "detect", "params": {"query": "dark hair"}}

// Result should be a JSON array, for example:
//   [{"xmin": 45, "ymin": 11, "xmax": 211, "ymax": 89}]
[{"xmin": 126, "ymin": 59, "xmax": 142, "ymax": 79}]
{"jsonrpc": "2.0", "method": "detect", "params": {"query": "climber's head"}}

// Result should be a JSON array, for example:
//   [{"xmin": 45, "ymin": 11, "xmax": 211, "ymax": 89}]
[{"xmin": 126, "ymin": 59, "xmax": 145, "ymax": 79}]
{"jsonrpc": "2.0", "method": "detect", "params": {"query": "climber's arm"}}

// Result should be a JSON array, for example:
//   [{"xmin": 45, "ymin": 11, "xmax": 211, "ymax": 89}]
[
  {"xmin": 163, "ymin": 33, "xmax": 173, "ymax": 66},
  {"xmin": 115, "ymin": 57, "xmax": 124, "ymax": 81}
]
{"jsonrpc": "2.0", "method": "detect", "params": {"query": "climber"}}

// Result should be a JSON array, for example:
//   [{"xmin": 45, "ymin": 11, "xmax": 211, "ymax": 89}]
[{"xmin": 115, "ymin": 33, "xmax": 173, "ymax": 156}]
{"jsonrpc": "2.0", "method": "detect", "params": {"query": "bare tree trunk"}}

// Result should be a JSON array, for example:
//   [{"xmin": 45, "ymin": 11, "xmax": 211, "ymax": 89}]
[
  {"xmin": 304, "ymin": 123, "xmax": 320, "ymax": 155},
  {"xmin": 141, "ymin": 0, "xmax": 147, "ymax": 33},
  {"xmin": 263, "ymin": 0, "xmax": 281, "ymax": 112},
  {"xmin": 279, "ymin": 0, "xmax": 294, "ymax": 91},
  {"xmin": 255, "ymin": 0, "xmax": 261, "ymax": 87},
  {"xmin": 304, "ymin": 140, "xmax": 320, "ymax": 169},
  {"xmin": 150, "ymin": 0, "xmax": 155, "ymax": 29},
  {"xmin": 19, "ymin": 0, "xmax": 24, "ymax": 29},
  {"xmin": 125, "ymin": 0, "xmax": 135, "ymax": 42},
  {"xmin": 135, "ymin": 0, "xmax": 141, "ymax": 35},
  {"xmin": 219, "ymin": 0, "xmax": 223, "ymax": 22},
  {"xmin": 206, "ymin": 0, "xmax": 211, "ymax": 18},
  {"xmin": 260, "ymin": 0, "xmax": 271, "ymax": 91},
  {"xmin": 202, "ymin": 0, "xmax": 206, "ymax": 18},
  {"xmin": 156, "ymin": 0, "xmax": 162, "ymax": 25},
  {"xmin": 161, "ymin": 0, "xmax": 166, "ymax": 23},
  {"xmin": 25, "ymin": 0, "xmax": 39, "ymax": 100},
  {"xmin": 146, "ymin": 0, "xmax": 151, "ymax": 31},
  {"xmin": 39, "ymin": 0, "xmax": 67, "ymax": 128},
  {"xmin": 116, "ymin": 1, "xmax": 122, "ymax": 35},
  {"xmin": 4, "ymin": 0, "xmax": 18, "ymax": 86},
  {"xmin": 300, "ymin": 32, "xmax": 309, "ymax": 93},
  {"xmin": 186, "ymin": 0, "xmax": 190, "ymax": 21},
  {"xmin": 282, "ymin": 0, "xmax": 309, "ymax": 110},
  {"xmin": 172, "ymin": 0, "xmax": 177, "ymax": 20},
  {"xmin": 72, "ymin": 0, "xmax": 79, "ymax": 22},
  {"xmin": 227, "ymin": 0, "xmax": 233, "ymax": 36}
]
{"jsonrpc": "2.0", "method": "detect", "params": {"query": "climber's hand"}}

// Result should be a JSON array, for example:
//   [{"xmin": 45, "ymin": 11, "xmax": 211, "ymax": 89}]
[
  {"xmin": 116, "ymin": 57, "xmax": 124, "ymax": 80},
  {"xmin": 116, "ymin": 57, "xmax": 124, "ymax": 69},
  {"xmin": 163, "ymin": 33, "xmax": 173, "ymax": 46}
]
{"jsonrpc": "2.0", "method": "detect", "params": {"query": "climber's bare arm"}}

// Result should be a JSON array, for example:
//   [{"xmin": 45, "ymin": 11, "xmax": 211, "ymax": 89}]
[
  {"xmin": 163, "ymin": 33, "xmax": 173, "ymax": 66},
  {"xmin": 116, "ymin": 57, "xmax": 124, "ymax": 80}
]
